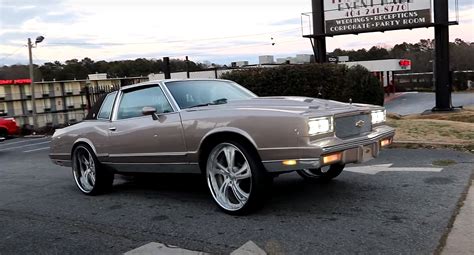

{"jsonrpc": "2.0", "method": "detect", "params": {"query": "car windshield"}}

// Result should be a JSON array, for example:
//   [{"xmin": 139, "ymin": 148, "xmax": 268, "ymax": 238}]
[{"xmin": 165, "ymin": 80, "xmax": 257, "ymax": 109}]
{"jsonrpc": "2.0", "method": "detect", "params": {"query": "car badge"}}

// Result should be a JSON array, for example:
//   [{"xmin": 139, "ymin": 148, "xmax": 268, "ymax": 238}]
[{"xmin": 355, "ymin": 120, "xmax": 365, "ymax": 128}]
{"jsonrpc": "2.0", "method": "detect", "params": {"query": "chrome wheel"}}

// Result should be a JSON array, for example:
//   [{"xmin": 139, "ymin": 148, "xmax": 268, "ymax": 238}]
[
  {"xmin": 301, "ymin": 166, "xmax": 330, "ymax": 177},
  {"xmin": 73, "ymin": 146, "xmax": 97, "ymax": 193},
  {"xmin": 297, "ymin": 164, "xmax": 345, "ymax": 181},
  {"xmin": 206, "ymin": 143, "xmax": 252, "ymax": 212}
]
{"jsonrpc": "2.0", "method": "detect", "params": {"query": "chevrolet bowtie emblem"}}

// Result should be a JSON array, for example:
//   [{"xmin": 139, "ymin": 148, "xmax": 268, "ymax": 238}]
[{"xmin": 355, "ymin": 120, "xmax": 365, "ymax": 128}]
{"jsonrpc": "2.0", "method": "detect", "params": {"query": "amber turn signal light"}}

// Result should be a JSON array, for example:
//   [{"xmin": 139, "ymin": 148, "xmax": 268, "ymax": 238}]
[
  {"xmin": 322, "ymin": 152, "xmax": 342, "ymax": 165},
  {"xmin": 282, "ymin": 160, "xmax": 297, "ymax": 166},
  {"xmin": 380, "ymin": 138, "xmax": 392, "ymax": 147}
]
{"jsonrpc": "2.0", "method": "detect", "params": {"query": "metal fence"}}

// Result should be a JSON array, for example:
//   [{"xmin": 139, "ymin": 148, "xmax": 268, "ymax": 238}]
[{"xmin": 83, "ymin": 84, "xmax": 121, "ymax": 110}]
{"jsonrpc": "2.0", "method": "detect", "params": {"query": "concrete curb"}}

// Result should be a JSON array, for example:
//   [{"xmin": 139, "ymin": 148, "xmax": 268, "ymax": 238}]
[
  {"xmin": 384, "ymin": 92, "xmax": 407, "ymax": 104},
  {"xmin": 440, "ymin": 178, "xmax": 474, "ymax": 255}
]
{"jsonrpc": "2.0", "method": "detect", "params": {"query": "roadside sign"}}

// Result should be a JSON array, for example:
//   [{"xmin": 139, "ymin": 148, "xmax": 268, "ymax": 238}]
[{"xmin": 324, "ymin": 0, "xmax": 432, "ymax": 35}]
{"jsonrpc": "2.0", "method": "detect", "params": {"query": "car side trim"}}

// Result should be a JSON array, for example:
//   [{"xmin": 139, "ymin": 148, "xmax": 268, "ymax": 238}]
[
  {"xmin": 103, "ymin": 162, "xmax": 200, "ymax": 174},
  {"xmin": 108, "ymin": 152, "xmax": 187, "ymax": 157},
  {"xmin": 258, "ymin": 146, "xmax": 317, "ymax": 151}
]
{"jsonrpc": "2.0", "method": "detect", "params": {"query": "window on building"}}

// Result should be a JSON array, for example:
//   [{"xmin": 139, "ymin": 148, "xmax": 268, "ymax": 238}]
[
  {"xmin": 65, "ymin": 83, "xmax": 73, "ymax": 93},
  {"xmin": 0, "ymin": 86, "xmax": 5, "ymax": 98},
  {"xmin": 42, "ymin": 84, "xmax": 50, "ymax": 95},
  {"xmin": 44, "ymin": 99, "xmax": 51, "ymax": 110},
  {"xmin": 24, "ymin": 86, "xmax": 31, "ymax": 96},
  {"xmin": 66, "ymin": 97, "xmax": 74, "ymax": 107},
  {"xmin": 26, "ymin": 101, "xmax": 32, "ymax": 111},
  {"xmin": 0, "ymin": 102, "xmax": 6, "ymax": 116}
]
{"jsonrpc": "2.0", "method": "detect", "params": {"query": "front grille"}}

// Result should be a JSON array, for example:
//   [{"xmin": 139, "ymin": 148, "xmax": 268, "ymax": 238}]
[{"xmin": 335, "ymin": 113, "xmax": 372, "ymax": 139}]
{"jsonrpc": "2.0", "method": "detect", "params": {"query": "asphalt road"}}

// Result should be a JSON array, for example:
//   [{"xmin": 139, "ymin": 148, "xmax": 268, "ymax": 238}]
[
  {"xmin": 385, "ymin": 92, "xmax": 474, "ymax": 115},
  {"xmin": 0, "ymin": 137, "xmax": 473, "ymax": 254}
]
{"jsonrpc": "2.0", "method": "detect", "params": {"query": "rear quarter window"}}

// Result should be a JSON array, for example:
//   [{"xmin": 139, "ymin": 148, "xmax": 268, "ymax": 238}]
[{"xmin": 97, "ymin": 92, "xmax": 117, "ymax": 120}]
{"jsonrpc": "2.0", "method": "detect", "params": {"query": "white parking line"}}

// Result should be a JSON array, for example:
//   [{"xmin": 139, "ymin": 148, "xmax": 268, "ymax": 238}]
[
  {"xmin": 125, "ymin": 241, "xmax": 266, "ymax": 255},
  {"xmin": 23, "ymin": 147, "xmax": 50, "ymax": 153},
  {"xmin": 0, "ymin": 141, "xmax": 51, "ymax": 152},
  {"xmin": 0, "ymin": 137, "xmax": 49, "ymax": 148}
]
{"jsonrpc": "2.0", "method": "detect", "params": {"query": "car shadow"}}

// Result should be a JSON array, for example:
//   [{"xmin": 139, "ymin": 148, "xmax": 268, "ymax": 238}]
[{"xmin": 110, "ymin": 172, "xmax": 360, "ymax": 216}]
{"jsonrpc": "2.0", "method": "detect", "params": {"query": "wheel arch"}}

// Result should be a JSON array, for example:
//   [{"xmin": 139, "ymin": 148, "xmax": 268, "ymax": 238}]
[
  {"xmin": 71, "ymin": 138, "xmax": 97, "ymax": 157},
  {"xmin": 198, "ymin": 129, "xmax": 261, "ymax": 173}
]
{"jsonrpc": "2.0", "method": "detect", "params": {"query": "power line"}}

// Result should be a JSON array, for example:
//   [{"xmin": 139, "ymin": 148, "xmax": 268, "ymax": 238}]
[
  {"xmin": 0, "ymin": 45, "xmax": 26, "ymax": 62},
  {"xmin": 46, "ymin": 27, "xmax": 301, "ymax": 47}
]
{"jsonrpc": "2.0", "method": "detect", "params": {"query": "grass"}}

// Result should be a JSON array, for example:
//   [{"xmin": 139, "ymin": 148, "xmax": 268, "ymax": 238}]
[
  {"xmin": 387, "ymin": 105, "xmax": 474, "ymax": 152},
  {"xmin": 403, "ymin": 105, "xmax": 474, "ymax": 124},
  {"xmin": 432, "ymin": 159, "xmax": 457, "ymax": 166}
]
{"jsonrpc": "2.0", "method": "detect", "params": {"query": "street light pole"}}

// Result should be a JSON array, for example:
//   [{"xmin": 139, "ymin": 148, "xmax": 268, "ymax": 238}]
[{"xmin": 28, "ymin": 38, "xmax": 38, "ymax": 129}]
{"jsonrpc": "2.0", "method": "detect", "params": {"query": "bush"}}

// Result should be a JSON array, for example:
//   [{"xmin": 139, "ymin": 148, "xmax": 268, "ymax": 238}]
[{"xmin": 221, "ymin": 64, "xmax": 385, "ymax": 105}]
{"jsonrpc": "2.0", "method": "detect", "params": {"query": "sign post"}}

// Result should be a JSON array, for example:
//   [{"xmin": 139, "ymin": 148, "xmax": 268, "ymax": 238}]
[
  {"xmin": 311, "ymin": 0, "xmax": 326, "ymax": 63},
  {"xmin": 433, "ymin": 0, "xmax": 452, "ymax": 111}
]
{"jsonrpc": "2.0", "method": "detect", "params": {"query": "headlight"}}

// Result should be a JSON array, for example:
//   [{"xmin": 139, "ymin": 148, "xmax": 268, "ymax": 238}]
[
  {"xmin": 371, "ymin": 110, "xmax": 386, "ymax": 124},
  {"xmin": 308, "ymin": 117, "xmax": 333, "ymax": 135}
]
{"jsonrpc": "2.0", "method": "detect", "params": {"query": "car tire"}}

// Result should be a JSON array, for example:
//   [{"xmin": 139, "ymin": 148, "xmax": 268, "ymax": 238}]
[
  {"xmin": 206, "ymin": 141, "xmax": 271, "ymax": 215},
  {"xmin": 297, "ymin": 163, "xmax": 345, "ymax": 181},
  {"xmin": 72, "ymin": 144, "xmax": 114, "ymax": 195},
  {"xmin": 0, "ymin": 129, "xmax": 8, "ymax": 138}
]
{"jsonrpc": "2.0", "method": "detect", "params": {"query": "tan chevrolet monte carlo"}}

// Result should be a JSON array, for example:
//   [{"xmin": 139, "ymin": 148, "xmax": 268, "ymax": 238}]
[{"xmin": 50, "ymin": 79, "xmax": 395, "ymax": 214}]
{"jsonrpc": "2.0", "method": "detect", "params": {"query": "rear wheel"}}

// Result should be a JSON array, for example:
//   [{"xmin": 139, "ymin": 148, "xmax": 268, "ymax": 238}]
[
  {"xmin": 0, "ymin": 128, "xmax": 8, "ymax": 138},
  {"xmin": 72, "ymin": 144, "xmax": 114, "ymax": 195},
  {"xmin": 206, "ymin": 141, "xmax": 270, "ymax": 215},
  {"xmin": 297, "ymin": 163, "xmax": 345, "ymax": 181}
]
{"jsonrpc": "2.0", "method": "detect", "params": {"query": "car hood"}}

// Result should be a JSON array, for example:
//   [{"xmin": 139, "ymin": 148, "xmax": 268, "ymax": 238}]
[{"xmin": 186, "ymin": 96, "xmax": 378, "ymax": 116}]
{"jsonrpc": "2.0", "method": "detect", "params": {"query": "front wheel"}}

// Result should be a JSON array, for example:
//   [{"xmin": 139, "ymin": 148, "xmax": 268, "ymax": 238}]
[
  {"xmin": 206, "ymin": 141, "xmax": 270, "ymax": 215},
  {"xmin": 72, "ymin": 144, "xmax": 114, "ymax": 195},
  {"xmin": 297, "ymin": 163, "xmax": 345, "ymax": 181}
]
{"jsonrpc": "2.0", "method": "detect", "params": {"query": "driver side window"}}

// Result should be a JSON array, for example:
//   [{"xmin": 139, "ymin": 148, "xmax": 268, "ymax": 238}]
[{"xmin": 117, "ymin": 86, "xmax": 173, "ymax": 120}]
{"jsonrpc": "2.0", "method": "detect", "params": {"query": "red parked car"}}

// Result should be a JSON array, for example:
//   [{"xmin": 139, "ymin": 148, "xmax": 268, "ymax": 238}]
[{"xmin": 0, "ymin": 117, "xmax": 19, "ymax": 138}]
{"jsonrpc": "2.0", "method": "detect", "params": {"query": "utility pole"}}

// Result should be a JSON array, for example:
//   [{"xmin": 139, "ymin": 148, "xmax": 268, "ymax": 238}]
[
  {"xmin": 185, "ymin": 56, "xmax": 190, "ymax": 78},
  {"xmin": 28, "ymin": 38, "xmax": 38, "ymax": 129},
  {"xmin": 312, "ymin": 0, "xmax": 326, "ymax": 63},
  {"xmin": 163, "ymin": 57, "xmax": 171, "ymax": 79},
  {"xmin": 433, "ymin": 0, "xmax": 453, "ymax": 111}
]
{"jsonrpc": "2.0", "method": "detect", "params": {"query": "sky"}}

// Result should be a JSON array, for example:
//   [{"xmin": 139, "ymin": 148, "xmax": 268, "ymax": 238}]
[{"xmin": 0, "ymin": 0, "xmax": 473, "ymax": 66}]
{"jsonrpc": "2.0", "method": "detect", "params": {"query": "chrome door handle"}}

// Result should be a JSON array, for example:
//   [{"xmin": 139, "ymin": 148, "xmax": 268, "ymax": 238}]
[{"xmin": 109, "ymin": 127, "xmax": 117, "ymax": 131}]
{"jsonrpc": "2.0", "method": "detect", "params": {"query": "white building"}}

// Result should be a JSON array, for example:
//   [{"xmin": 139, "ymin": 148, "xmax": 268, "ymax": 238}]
[
  {"xmin": 343, "ymin": 59, "xmax": 412, "ymax": 87},
  {"xmin": 231, "ymin": 61, "xmax": 249, "ymax": 67},
  {"xmin": 259, "ymin": 55, "xmax": 274, "ymax": 65},
  {"xmin": 295, "ymin": 54, "xmax": 312, "ymax": 64},
  {"xmin": 88, "ymin": 73, "xmax": 108, "ymax": 80}
]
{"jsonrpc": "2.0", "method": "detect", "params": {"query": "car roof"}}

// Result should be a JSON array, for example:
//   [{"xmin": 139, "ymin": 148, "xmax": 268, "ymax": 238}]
[{"xmin": 120, "ymin": 78, "xmax": 231, "ymax": 91}]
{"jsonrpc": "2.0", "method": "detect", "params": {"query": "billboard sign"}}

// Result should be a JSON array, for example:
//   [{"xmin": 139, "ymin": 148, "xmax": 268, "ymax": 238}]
[
  {"xmin": 0, "ymin": 79, "xmax": 31, "ymax": 85},
  {"xmin": 324, "ymin": 0, "xmax": 432, "ymax": 35}
]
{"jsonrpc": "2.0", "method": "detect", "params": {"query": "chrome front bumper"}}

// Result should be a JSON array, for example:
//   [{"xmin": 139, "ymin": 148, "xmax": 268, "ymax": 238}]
[{"xmin": 262, "ymin": 125, "xmax": 395, "ymax": 172}]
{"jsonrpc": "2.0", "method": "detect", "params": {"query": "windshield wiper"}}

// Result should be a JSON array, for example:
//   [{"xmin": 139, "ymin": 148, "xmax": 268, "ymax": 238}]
[
  {"xmin": 212, "ymin": 98, "xmax": 228, "ymax": 104},
  {"xmin": 187, "ymin": 98, "xmax": 228, "ymax": 109}
]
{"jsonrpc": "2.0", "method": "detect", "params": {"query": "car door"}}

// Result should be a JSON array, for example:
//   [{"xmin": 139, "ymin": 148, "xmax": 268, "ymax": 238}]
[{"xmin": 105, "ymin": 84, "xmax": 187, "ymax": 172}]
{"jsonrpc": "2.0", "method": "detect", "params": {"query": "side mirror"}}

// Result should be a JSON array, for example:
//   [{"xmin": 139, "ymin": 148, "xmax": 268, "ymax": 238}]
[{"xmin": 142, "ymin": 106, "xmax": 159, "ymax": 120}]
